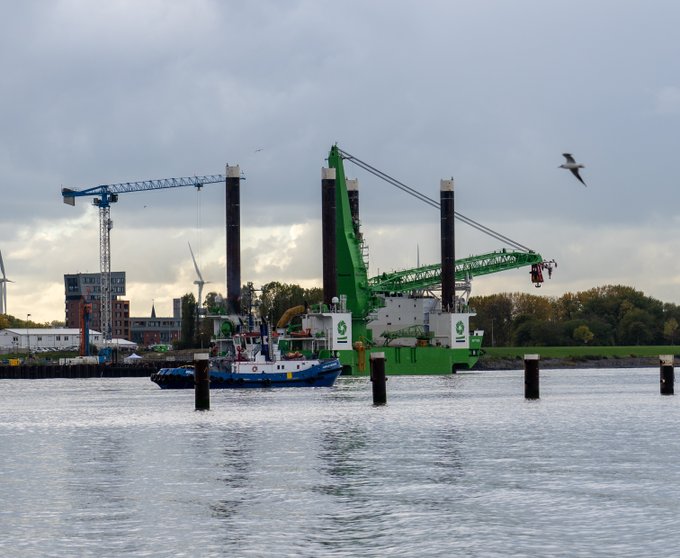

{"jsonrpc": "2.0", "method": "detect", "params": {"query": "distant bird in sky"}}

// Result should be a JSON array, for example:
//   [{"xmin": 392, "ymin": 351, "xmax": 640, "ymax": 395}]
[{"xmin": 559, "ymin": 153, "xmax": 587, "ymax": 186}]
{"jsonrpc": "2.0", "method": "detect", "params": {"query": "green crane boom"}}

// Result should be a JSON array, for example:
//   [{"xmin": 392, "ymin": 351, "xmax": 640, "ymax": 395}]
[
  {"xmin": 328, "ymin": 146, "xmax": 378, "ymax": 342},
  {"xmin": 369, "ymin": 250, "xmax": 552, "ymax": 294}
]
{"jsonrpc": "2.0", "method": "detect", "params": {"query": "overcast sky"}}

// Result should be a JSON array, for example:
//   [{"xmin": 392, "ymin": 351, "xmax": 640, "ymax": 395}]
[{"xmin": 3, "ymin": 0, "xmax": 680, "ymax": 322}]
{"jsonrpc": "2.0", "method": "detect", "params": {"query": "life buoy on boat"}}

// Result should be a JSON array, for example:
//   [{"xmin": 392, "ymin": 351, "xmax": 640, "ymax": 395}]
[{"xmin": 252, "ymin": 365, "xmax": 258, "ymax": 372}]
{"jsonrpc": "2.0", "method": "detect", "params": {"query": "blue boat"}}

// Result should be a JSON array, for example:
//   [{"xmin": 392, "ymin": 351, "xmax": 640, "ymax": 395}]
[
  {"xmin": 150, "ymin": 357, "xmax": 342, "ymax": 389},
  {"xmin": 151, "ymin": 306, "xmax": 352, "ymax": 390}
]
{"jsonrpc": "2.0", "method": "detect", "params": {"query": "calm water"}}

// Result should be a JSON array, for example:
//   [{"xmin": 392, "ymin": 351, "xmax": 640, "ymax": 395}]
[{"xmin": 1, "ymin": 368, "xmax": 679, "ymax": 557}]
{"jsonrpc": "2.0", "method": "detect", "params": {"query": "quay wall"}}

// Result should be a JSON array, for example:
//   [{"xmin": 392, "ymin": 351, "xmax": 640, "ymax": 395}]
[{"xmin": 0, "ymin": 361, "xmax": 193, "ymax": 379}]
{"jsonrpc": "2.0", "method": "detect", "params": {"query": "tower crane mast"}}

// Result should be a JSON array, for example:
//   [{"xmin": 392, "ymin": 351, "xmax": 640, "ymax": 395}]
[{"xmin": 62, "ymin": 174, "xmax": 226, "ymax": 342}]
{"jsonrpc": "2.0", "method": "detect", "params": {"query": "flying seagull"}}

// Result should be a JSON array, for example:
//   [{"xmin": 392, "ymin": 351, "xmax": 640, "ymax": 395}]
[{"xmin": 559, "ymin": 153, "xmax": 587, "ymax": 186}]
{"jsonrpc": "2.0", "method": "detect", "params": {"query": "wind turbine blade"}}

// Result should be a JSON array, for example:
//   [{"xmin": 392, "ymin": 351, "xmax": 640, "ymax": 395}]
[
  {"xmin": 188, "ymin": 242, "xmax": 205, "ymax": 282},
  {"xmin": 0, "ymin": 250, "xmax": 5, "ymax": 279}
]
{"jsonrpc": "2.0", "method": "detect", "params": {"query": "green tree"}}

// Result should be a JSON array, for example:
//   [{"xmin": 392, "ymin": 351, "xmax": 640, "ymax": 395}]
[
  {"xmin": 617, "ymin": 308, "xmax": 655, "ymax": 345},
  {"xmin": 511, "ymin": 315, "xmax": 536, "ymax": 346},
  {"xmin": 197, "ymin": 314, "xmax": 213, "ymax": 348},
  {"xmin": 531, "ymin": 320, "xmax": 567, "ymax": 346},
  {"xmin": 555, "ymin": 292, "xmax": 583, "ymax": 321},
  {"xmin": 239, "ymin": 282, "xmax": 256, "ymax": 316},
  {"xmin": 510, "ymin": 292, "xmax": 554, "ymax": 321},
  {"xmin": 178, "ymin": 293, "xmax": 197, "ymax": 349},
  {"xmin": 573, "ymin": 324, "xmax": 594, "ymax": 345},
  {"xmin": 664, "ymin": 317, "xmax": 679, "ymax": 344},
  {"xmin": 259, "ymin": 281, "xmax": 315, "ymax": 325},
  {"xmin": 469, "ymin": 293, "xmax": 513, "ymax": 346},
  {"xmin": 204, "ymin": 291, "xmax": 227, "ymax": 315},
  {"xmin": 305, "ymin": 287, "xmax": 324, "ymax": 306}
]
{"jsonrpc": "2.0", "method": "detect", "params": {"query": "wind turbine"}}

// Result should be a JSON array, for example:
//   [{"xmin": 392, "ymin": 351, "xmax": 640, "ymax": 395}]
[
  {"xmin": 188, "ymin": 242, "xmax": 209, "ymax": 309},
  {"xmin": 0, "ymin": 250, "xmax": 12, "ymax": 315}
]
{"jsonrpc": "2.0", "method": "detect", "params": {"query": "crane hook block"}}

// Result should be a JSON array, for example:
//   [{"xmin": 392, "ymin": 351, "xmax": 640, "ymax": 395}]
[{"xmin": 530, "ymin": 264, "xmax": 544, "ymax": 287}]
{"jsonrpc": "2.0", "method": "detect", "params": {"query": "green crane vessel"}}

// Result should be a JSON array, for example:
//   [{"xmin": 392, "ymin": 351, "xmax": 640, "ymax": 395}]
[{"xmin": 326, "ymin": 145, "xmax": 555, "ymax": 375}]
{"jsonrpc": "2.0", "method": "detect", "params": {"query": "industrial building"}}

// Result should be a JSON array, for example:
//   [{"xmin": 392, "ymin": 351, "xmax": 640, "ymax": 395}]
[
  {"xmin": 0, "ymin": 328, "xmax": 138, "ymax": 355},
  {"xmin": 64, "ymin": 272, "xmax": 130, "ymax": 340},
  {"xmin": 129, "ymin": 302, "xmax": 182, "ymax": 348},
  {"xmin": 0, "ymin": 328, "xmax": 102, "ymax": 353},
  {"xmin": 64, "ymin": 271, "xmax": 184, "ymax": 346}
]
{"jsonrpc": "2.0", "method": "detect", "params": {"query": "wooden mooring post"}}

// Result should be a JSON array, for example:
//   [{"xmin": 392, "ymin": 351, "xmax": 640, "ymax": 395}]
[
  {"xmin": 194, "ymin": 353, "xmax": 210, "ymax": 411},
  {"xmin": 660, "ymin": 354, "xmax": 674, "ymax": 396},
  {"xmin": 370, "ymin": 352, "xmax": 387, "ymax": 405},
  {"xmin": 524, "ymin": 354, "xmax": 540, "ymax": 399}
]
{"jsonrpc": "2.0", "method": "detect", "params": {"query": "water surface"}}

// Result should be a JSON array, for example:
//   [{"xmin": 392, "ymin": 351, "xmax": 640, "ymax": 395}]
[{"xmin": 1, "ymin": 368, "xmax": 678, "ymax": 557}]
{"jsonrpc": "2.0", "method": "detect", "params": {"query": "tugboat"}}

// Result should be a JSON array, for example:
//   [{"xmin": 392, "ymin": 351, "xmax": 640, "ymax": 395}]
[
  {"xmin": 150, "ymin": 357, "xmax": 342, "ymax": 389},
  {"xmin": 150, "ymin": 306, "xmax": 351, "ymax": 389}
]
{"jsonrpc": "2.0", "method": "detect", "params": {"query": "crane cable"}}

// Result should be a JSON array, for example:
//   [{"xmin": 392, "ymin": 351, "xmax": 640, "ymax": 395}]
[
  {"xmin": 195, "ymin": 186, "xmax": 202, "ymax": 270},
  {"xmin": 337, "ymin": 148, "xmax": 534, "ymax": 253}
]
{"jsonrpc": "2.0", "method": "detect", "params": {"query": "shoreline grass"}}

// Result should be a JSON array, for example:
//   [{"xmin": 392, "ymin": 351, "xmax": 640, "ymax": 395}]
[{"xmin": 481, "ymin": 346, "xmax": 680, "ymax": 360}]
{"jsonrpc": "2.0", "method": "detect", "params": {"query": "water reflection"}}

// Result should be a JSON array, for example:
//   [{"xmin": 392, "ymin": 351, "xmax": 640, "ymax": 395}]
[
  {"xmin": 312, "ymin": 416, "xmax": 407, "ymax": 553},
  {"xmin": 426, "ymin": 427, "xmax": 464, "ymax": 484},
  {"xmin": 210, "ymin": 427, "xmax": 253, "ymax": 524},
  {"xmin": 63, "ymin": 429, "xmax": 142, "ymax": 555},
  {"xmin": 315, "ymin": 418, "xmax": 369, "ymax": 499}
]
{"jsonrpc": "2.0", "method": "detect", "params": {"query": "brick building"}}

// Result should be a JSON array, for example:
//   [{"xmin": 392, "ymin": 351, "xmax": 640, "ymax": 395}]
[
  {"xmin": 64, "ymin": 272, "xmax": 130, "ymax": 340},
  {"xmin": 129, "ymin": 301, "xmax": 182, "ymax": 348}
]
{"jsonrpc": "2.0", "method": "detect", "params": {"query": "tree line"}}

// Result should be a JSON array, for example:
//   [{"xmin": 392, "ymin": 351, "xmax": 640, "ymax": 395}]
[
  {"xmin": 469, "ymin": 284, "xmax": 680, "ymax": 346},
  {"xmin": 20, "ymin": 280, "xmax": 663, "ymax": 350},
  {"xmin": 0, "ymin": 315, "xmax": 64, "ymax": 330},
  {"xmin": 175, "ymin": 281, "xmax": 324, "ymax": 349},
  {"xmin": 175, "ymin": 282, "xmax": 680, "ymax": 348}
]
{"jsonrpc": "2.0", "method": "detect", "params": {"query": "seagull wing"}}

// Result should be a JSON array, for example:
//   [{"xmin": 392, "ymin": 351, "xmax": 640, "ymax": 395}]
[
  {"xmin": 570, "ymin": 168, "xmax": 587, "ymax": 186},
  {"xmin": 562, "ymin": 153, "xmax": 576, "ymax": 164}
]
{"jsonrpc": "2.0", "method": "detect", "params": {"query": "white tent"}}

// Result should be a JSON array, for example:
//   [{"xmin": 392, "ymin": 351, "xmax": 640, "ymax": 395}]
[
  {"xmin": 123, "ymin": 353, "xmax": 143, "ymax": 364},
  {"xmin": 111, "ymin": 338, "xmax": 137, "ymax": 351}
]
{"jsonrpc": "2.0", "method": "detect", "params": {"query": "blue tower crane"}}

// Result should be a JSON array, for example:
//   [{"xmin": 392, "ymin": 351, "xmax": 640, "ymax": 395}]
[{"xmin": 62, "ymin": 174, "xmax": 227, "ymax": 342}]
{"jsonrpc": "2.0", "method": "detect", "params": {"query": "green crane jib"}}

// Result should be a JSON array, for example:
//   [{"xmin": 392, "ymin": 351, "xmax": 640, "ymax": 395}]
[{"xmin": 369, "ymin": 250, "xmax": 553, "ymax": 294}]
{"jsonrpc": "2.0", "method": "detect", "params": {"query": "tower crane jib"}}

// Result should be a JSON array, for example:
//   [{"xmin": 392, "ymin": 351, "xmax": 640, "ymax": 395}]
[{"xmin": 61, "ymin": 174, "xmax": 227, "ymax": 343}]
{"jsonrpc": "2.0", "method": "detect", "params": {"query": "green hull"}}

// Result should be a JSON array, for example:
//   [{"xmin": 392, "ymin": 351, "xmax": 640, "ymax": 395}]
[{"xmin": 338, "ymin": 334, "xmax": 483, "ymax": 376}]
